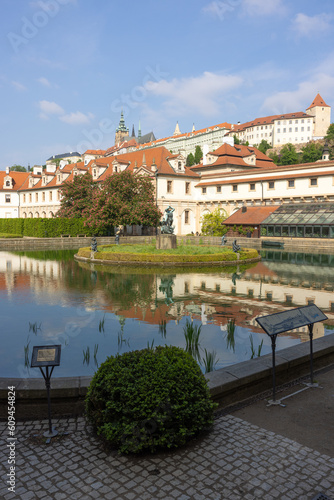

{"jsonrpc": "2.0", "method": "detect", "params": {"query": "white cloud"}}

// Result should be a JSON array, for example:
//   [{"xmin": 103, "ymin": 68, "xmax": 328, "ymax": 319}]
[
  {"xmin": 242, "ymin": 0, "xmax": 286, "ymax": 17},
  {"xmin": 12, "ymin": 81, "xmax": 27, "ymax": 91},
  {"xmin": 59, "ymin": 111, "xmax": 94, "ymax": 125},
  {"xmin": 144, "ymin": 71, "xmax": 243, "ymax": 117},
  {"xmin": 292, "ymin": 13, "xmax": 332, "ymax": 38},
  {"xmin": 37, "ymin": 77, "xmax": 51, "ymax": 87},
  {"xmin": 39, "ymin": 100, "xmax": 64, "ymax": 115},
  {"xmin": 261, "ymin": 74, "xmax": 334, "ymax": 115}
]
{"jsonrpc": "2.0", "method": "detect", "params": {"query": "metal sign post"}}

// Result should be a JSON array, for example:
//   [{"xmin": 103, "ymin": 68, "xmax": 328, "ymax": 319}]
[
  {"xmin": 31, "ymin": 345, "xmax": 61, "ymax": 442},
  {"xmin": 256, "ymin": 305, "xmax": 327, "ymax": 406}
]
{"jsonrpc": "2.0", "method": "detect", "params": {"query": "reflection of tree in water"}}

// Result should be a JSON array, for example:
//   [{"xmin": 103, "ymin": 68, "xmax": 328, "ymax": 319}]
[
  {"xmin": 159, "ymin": 276, "xmax": 175, "ymax": 305},
  {"xmin": 61, "ymin": 260, "xmax": 156, "ymax": 309}
]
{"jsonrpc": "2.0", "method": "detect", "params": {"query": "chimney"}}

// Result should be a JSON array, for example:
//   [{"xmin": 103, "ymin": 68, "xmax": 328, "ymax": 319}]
[{"xmin": 6, "ymin": 166, "xmax": 9, "ymax": 174}]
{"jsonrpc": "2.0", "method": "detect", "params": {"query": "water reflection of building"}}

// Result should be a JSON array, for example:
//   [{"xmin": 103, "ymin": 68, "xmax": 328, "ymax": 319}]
[{"xmin": 1, "ymin": 250, "xmax": 333, "ymax": 342}]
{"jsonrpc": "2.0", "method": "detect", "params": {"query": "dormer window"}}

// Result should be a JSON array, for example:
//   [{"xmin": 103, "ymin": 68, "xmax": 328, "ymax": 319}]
[
  {"xmin": 93, "ymin": 169, "xmax": 96, "ymax": 177},
  {"xmin": 178, "ymin": 161, "xmax": 182, "ymax": 170},
  {"xmin": 6, "ymin": 180, "xmax": 10, "ymax": 187}
]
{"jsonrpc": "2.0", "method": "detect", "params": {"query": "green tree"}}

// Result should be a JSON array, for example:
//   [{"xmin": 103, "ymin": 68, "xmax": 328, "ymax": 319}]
[
  {"xmin": 233, "ymin": 135, "xmax": 240, "ymax": 145},
  {"xmin": 200, "ymin": 208, "xmax": 228, "ymax": 236},
  {"xmin": 325, "ymin": 123, "xmax": 334, "ymax": 143},
  {"xmin": 10, "ymin": 165, "xmax": 27, "ymax": 172},
  {"xmin": 194, "ymin": 146, "xmax": 203, "ymax": 164},
  {"xmin": 300, "ymin": 143, "xmax": 323, "ymax": 163},
  {"xmin": 57, "ymin": 172, "xmax": 97, "ymax": 219},
  {"xmin": 278, "ymin": 143, "xmax": 299, "ymax": 165},
  {"xmin": 257, "ymin": 140, "xmax": 271, "ymax": 155},
  {"xmin": 268, "ymin": 151, "xmax": 280, "ymax": 164},
  {"xmin": 83, "ymin": 170, "xmax": 162, "ymax": 233},
  {"xmin": 186, "ymin": 153, "xmax": 195, "ymax": 166}
]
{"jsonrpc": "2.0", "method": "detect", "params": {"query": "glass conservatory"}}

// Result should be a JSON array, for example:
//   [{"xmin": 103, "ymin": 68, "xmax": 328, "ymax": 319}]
[{"xmin": 261, "ymin": 203, "xmax": 334, "ymax": 238}]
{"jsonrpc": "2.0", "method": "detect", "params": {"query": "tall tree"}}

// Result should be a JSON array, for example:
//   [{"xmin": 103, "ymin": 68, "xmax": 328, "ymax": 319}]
[
  {"xmin": 257, "ymin": 140, "xmax": 271, "ymax": 155},
  {"xmin": 186, "ymin": 153, "xmax": 195, "ymax": 167},
  {"xmin": 194, "ymin": 146, "xmax": 203, "ymax": 164},
  {"xmin": 233, "ymin": 135, "xmax": 240, "ymax": 145},
  {"xmin": 200, "ymin": 208, "xmax": 228, "ymax": 236},
  {"xmin": 300, "ymin": 143, "xmax": 323, "ymax": 163},
  {"xmin": 325, "ymin": 123, "xmax": 334, "ymax": 143},
  {"xmin": 278, "ymin": 143, "xmax": 299, "ymax": 165},
  {"xmin": 10, "ymin": 165, "xmax": 27, "ymax": 172},
  {"xmin": 83, "ymin": 170, "xmax": 162, "ymax": 232},
  {"xmin": 57, "ymin": 172, "xmax": 96, "ymax": 219}
]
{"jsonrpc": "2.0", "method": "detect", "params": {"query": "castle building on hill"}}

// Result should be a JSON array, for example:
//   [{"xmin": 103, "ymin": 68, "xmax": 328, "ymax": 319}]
[
  {"xmin": 114, "ymin": 112, "xmax": 155, "ymax": 146},
  {"xmin": 227, "ymin": 93, "xmax": 331, "ymax": 147}
]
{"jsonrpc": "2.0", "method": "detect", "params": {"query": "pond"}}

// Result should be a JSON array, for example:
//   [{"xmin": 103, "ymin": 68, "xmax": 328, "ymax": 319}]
[{"xmin": 1, "ymin": 249, "xmax": 333, "ymax": 379}]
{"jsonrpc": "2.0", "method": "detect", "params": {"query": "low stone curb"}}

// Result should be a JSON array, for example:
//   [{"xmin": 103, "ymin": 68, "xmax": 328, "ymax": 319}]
[
  {"xmin": 74, "ymin": 253, "xmax": 261, "ymax": 267},
  {"xmin": 1, "ymin": 333, "xmax": 333, "ymax": 420}
]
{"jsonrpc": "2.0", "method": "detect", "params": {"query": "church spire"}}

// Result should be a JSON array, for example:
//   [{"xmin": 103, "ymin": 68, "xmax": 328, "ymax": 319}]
[
  {"xmin": 173, "ymin": 121, "xmax": 181, "ymax": 136},
  {"xmin": 138, "ymin": 120, "xmax": 142, "ymax": 139},
  {"xmin": 131, "ymin": 124, "xmax": 135, "ymax": 137}
]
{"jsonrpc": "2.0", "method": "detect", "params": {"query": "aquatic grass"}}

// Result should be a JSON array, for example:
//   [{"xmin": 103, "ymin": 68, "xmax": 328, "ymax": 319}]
[
  {"xmin": 202, "ymin": 348, "xmax": 219, "ymax": 374},
  {"xmin": 183, "ymin": 320, "xmax": 201, "ymax": 349},
  {"xmin": 159, "ymin": 320, "xmax": 167, "ymax": 338},
  {"xmin": 83, "ymin": 346, "xmax": 90, "ymax": 365},
  {"xmin": 93, "ymin": 344, "xmax": 99, "ymax": 367},
  {"xmin": 29, "ymin": 322, "xmax": 41, "ymax": 334},
  {"xmin": 24, "ymin": 336, "xmax": 30, "ymax": 368},
  {"xmin": 146, "ymin": 339, "xmax": 155, "ymax": 350},
  {"xmin": 225, "ymin": 319, "xmax": 236, "ymax": 352},
  {"xmin": 99, "ymin": 314, "xmax": 105, "ymax": 333},
  {"xmin": 183, "ymin": 320, "xmax": 202, "ymax": 361},
  {"xmin": 249, "ymin": 335, "xmax": 264, "ymax": 359}
]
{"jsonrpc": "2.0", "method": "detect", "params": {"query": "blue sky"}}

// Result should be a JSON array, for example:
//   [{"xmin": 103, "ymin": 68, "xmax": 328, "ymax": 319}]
[{"xmin": 1, "ymin": 0, "xmax": 334, "ymax": 168}]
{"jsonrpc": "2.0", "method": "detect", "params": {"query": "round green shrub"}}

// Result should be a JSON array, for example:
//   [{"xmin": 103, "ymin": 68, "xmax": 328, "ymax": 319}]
[{"xmin": 85, "ymin": 345, "xmax": 217, "ymax": 454}]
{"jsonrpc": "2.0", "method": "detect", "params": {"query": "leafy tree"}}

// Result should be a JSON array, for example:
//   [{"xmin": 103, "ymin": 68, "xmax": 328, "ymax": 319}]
[
  {"xmin": 257, "ymin": 140, "xmax": 271, "ymax": 155},
  {"xmin": 233, "ymin": 135, "xmax": 240, "ymax": 145},
  {"xmin": 10, "ymin": 165, "xmax": 27, "ymax": 172},
  {"xmin": 325, "ymin": 123, "xmax": 334, "ymax": 143},
  {"xmin": 57, "ymin": 172, "xmax": 97, "ymax": 219},
  {"xmin": 83, "ymin": 170, "xmax": 162, "ymax": 233},
  {"xmin": 200, "ymin": 208, "xmax": 228, "ymax": 236},
  {"xmin": 268, "ymin": 151, "xmax": 280, "ymax": 164},
  {"xmin": 186, "ymin": 153, "xmax": 195, "ymax": 166},
  {"xmin": 278, "ymin": 143, "xmax": 299, "ymax": 165},
  {"xmin": 325, "ymin": 124, "xmax": 334, "ymax": 159},
  {"xmin": 194, "ymin": 146, "xmax": 203, "ymax": 164},
  {"xmin": 300, "ymin": 143, "xmax": 323, "ymax": 163}
]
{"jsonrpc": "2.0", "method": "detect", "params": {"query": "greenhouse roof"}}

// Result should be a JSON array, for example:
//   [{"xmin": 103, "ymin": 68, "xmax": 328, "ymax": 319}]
[{"xmin": 262, "ymin": 203, "xmax": 334, "ymax": 226}]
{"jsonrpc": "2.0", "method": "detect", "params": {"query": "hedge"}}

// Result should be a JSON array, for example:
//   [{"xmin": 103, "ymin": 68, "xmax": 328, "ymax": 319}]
[
  {"xmin": 0, "ymin": 218, "xmax": 97, "ymax": 237},
  {"xmin": 85, "ymin": 346, "xmax": 217, "ymax": 454}
]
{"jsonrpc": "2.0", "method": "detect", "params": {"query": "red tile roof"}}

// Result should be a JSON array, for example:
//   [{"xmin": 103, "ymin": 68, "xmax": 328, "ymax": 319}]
[
  {"xmin": 223, "ymin": 206, "xmax": 280, "ymax": 225},
  {"xmin": 0, "ymin": 171, "xmax": 30, "ymax": 190},
  {"xmin": 307, "ymin": 93, "xmax": 330, "ymax": 109}
]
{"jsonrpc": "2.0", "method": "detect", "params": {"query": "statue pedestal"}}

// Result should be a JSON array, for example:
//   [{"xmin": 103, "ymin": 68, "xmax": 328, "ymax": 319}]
[{"xmin": 156, "ymin": 234, "xmax": 177, "ymax": 250}]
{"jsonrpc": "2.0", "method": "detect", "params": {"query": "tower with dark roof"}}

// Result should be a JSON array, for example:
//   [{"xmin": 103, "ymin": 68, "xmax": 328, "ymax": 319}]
[{"xmin": 115, "ymin": 111, "xmax": 129, "ymax": 145}]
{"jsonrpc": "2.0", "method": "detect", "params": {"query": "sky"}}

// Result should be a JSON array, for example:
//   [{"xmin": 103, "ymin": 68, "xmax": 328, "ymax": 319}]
[{"xmin": 1, "ymin": 0, "xmax": 334, "ymax": 168}]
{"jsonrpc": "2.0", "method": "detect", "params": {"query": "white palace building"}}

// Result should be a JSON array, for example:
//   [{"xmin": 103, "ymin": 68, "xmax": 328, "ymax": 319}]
[{"xmin": 0, "ymin": 137, "xmax": 333, "ymax": 236}]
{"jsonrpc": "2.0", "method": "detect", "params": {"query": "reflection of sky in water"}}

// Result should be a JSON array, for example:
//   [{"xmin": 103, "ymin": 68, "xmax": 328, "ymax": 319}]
[{"xmin": 0, "ymin": 249, "xmax": 333, "ymax": 378}]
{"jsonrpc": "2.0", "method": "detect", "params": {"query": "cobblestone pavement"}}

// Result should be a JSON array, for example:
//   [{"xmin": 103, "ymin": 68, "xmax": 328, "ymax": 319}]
[{"xmin": 1, "ymin": 414, "xmax": 334, "ymax": 500}]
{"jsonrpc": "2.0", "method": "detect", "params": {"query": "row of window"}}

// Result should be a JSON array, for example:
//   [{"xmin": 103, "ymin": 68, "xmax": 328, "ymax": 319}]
[
  {"xmin": 263, "ymin": 225, "xmax": 334, "ymax": 238},
  {"xmin": 21, "ymin": 191, "xmax": 59, "ymax": 203},
  {"xmin": 276, "ymin": 119, "xmax": 311, "ymax": 125},
  {"xmin": 201, "ymin": 178, "xmax": 319, "ymax": 194},
  {"xmin": 277, "ymin": 127, "xmax": 311, "ymax": 133}
]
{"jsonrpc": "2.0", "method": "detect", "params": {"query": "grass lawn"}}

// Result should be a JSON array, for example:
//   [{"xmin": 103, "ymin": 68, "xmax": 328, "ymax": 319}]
[{"xmin": 76, "ymin": 243, "xmax": 259, "ymax": 264}]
